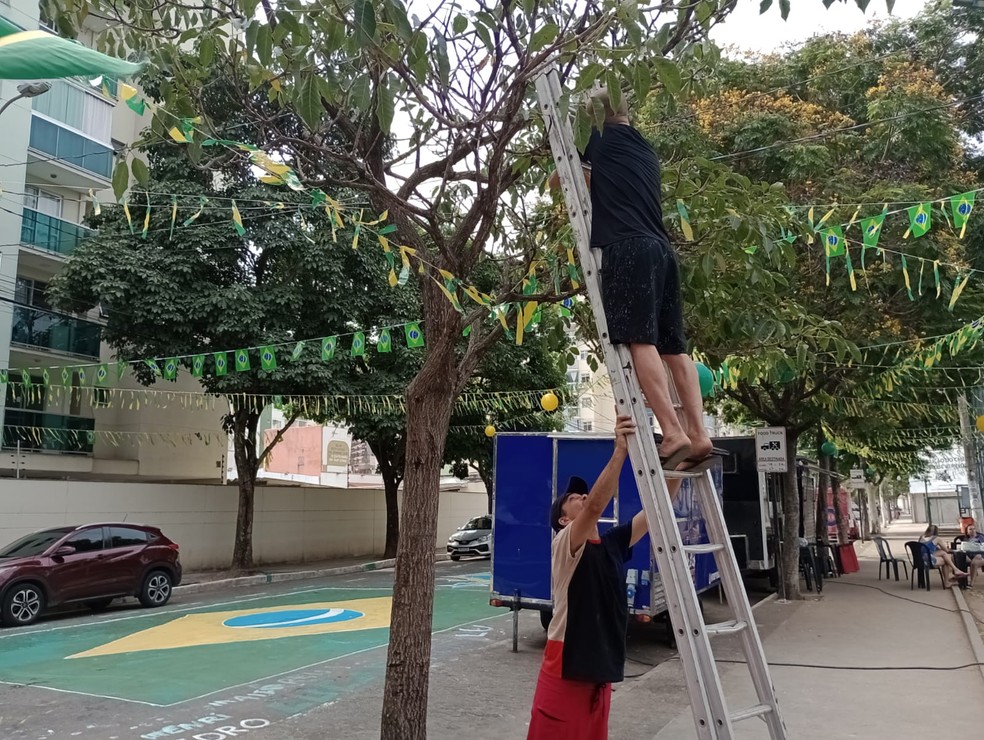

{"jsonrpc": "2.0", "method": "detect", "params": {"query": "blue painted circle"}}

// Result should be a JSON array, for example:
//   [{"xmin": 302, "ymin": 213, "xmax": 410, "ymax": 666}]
[{"xmin": 223, "ymin": 608, "xmax": 364, "ymax": 629}]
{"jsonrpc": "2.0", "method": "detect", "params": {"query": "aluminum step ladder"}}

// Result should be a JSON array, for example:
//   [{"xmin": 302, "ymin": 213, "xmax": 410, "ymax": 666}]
[{"xmin": 534, "ymin": 68, "xmax": 787, "ymax": 740}]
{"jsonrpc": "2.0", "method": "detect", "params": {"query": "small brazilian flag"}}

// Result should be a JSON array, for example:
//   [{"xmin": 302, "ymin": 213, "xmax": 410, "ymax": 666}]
[
  {"xmin": 823, "ymin": 226, "xmax": 845, "ymax": 257},
  {"xmin": 260, "ymin": 346, "xmax": 277, "ymax": 371},
  {"xmin": 163, "ymin": 358, "xmax": 178, "ymax": 380},
  {"xmin": 118, "ymin": 83, "xmax": 146, "ymax": 115},
  {"xmin": 20, "ymin": 369, "xmax": 31, "ymax": 386},
  {"xmin": 291, "ymin": 342, "xmax": 305, "ymax": 360},
  {"xmin": 77, "ymin": 367, "xmax": 87, "ymax": 385},
  {"xmin": 951, "ymin": 192, "xmax": 976, "ymax": 239},
  {"xmin": 235, "ymin": 349, "xmax": 250, "ymax": 372},
  {"xmin": 0, "ymin": 369, "xmax": 7, "ymax": 384},
  {"xmin": 61, "ymin": 367, "xmax": 73, "ymax": 386},
  {"xmin": 405, "ymin": 323, "xmax": 425, "ymax": 348},
  {"xmin": 322, "ymin": 336, "xmax": 337, "ymax": 361},
  {"xmin": 378, "ymin": 328, "xmax": 392, "ymax": 353},
  {"xmin": 192, "ymin": 355, "xmax": 205, "ymax": 378},
  {"xmin": 145, "ymin": 359, "xmax": 161, "ymax": 376},
  {"xmin": 231, "ymin": 201, "xmax": 245, "ymax": 236},
  {"xmin": 117, "ymin": 361, "xmax": 128, "ymax": 380},
  {"xmin": 907, "ymin": 203, "xmax": 932, "ymax": 238},
  {"xmin": 351, "ymin": 332, "xmax": 366, "ymax": 357},
  {"xmin": 214, "ymin": 352, "xmax": 228, "ymax": 376},
  {"xmin": 41, "ymin": 367, "xmax": 50, "ymax": 385},
  {"xmin": 96, "ymin": 365, "xmax": 109, "ymax": 385}
]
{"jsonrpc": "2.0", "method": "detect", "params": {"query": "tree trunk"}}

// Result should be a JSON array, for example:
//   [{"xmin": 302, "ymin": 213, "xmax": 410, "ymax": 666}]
[
  {"xmin": 780, "ymin": 428, "xmax": 801, "ymax": 601},
  {"xmin": 817, "ymin": 450, "xmax": 832, "ymax": 543},
  {"xmin": 368, "ymin": 438, "xmax": 403, "ymax": 560},
  {"xmin": 380, "ymin": 355, "xmax": 456, "ymax": 739},
  {"xmin": 866, "ymin": 484, "xmax": 881, "ymax": 536},
  {"xmin": 230, "ymin": 411, "xmax": 261, "ymax": 570}
]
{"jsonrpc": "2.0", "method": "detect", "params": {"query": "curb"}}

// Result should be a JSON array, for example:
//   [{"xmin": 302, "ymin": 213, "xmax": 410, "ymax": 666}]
[
  {"xmin": 174, "ymin": 553, "xmax": 451, "ymax": 595},
  {"xmin": 952, "ymin": 586, "xmax": 984, "ymax": 684}
]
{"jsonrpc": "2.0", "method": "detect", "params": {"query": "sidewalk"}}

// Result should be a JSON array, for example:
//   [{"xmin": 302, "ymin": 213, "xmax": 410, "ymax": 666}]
[
  {"xmin": 638, "ymin": 519, "xmax": 984, "ymax": 738},
  {"xmin": 175, "ymin": 551, "xmax": 450, "ymax": 594}
]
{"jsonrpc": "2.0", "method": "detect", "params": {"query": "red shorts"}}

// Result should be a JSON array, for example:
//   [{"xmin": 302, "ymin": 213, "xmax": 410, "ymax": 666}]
[{"xmin": 527, "ymin": 668, "xmax": 611, "ymax": 740}]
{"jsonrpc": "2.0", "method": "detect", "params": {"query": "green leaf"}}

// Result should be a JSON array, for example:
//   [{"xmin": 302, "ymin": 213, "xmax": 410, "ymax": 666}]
[
  {"xmin": 376, "ymin": 76, "xmax": 395, "ymax": 133},
  {"xmin": 112, "ymin": 160, "xmax": 129, "ymax": 202},
  {"xmin": 349, "ymin": 73, "xmax": 371, "ymax": 112},
  {"xmin": 452, "ymin": 14, "xmax": 467, "ymax": 34},
  {"xmin": 434, "ymin": 33, "xmax": 450, "ymax": 87},
  {"xmin": 256, "ymin": 23, "xmax": 272, "ymax": 66},
  {"xmin": 131, "ymin": 157, "xmax": 150, "ymax": 187},
  {"xmin": 199, "ymin": 35, "xmax": 215, "ymax": 67},
  {"xmin": 779, "ymin": 0, "xmax": 791, "ymax": 19},
  {"xmin": 605, "ymin": 71, "xmax": 621, "ymax": 113},
  {"xmin": 296, "ymin": 72, "xmax": 323, "ymax": 131},
  {"xmin": 654, "ymin": 58, "xmax": 682, "ymax": 96},
  {"xmin": 759, "ymin": 0, "xmax": 773, "ymax": 11},
  {"xmin": 244, "ymin": 21, "xmax": 258, "ymax": 57},
  {"xmin": 354, "ymin": 0, "xmax": 377, "ymax": 47},
  {"xmin": 529, "ymin": 22, "xmax": 558, "ymax": 53},
  {"xmin": 632, "ymin": 62, "xmax": 652, "ymax": 103}
]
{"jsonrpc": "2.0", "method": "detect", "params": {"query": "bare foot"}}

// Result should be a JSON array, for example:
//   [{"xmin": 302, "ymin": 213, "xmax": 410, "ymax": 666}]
[{"xmin": 688, "ymin": 433, "xmax": 713, "ymax": 460}]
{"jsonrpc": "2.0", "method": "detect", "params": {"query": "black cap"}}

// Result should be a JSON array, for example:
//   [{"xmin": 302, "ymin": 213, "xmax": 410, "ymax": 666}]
[{"xmin": 550, "ymin": 476, "xmax": 589, "ymax": 532}]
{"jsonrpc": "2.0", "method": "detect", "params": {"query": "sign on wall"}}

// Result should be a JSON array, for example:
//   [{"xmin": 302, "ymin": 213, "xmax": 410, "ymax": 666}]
[{"xmin": 755, "ymin": 427, "xmax": 788, "ymax": 473}]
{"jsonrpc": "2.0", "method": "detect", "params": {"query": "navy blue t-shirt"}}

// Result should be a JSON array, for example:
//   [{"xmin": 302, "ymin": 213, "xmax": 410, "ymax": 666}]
[{"xmin": 581, "ymin": 124, "xmax": 670, "ymax": 248}]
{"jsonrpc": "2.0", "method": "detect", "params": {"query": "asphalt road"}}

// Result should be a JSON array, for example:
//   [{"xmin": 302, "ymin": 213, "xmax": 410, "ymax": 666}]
[{"xmin": 0, "ymin": 558, "xmax": 687, "ymax": 740}]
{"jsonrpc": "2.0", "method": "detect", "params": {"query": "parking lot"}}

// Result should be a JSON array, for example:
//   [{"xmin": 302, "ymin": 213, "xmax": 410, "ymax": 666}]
[{"xmin": 0, "ymin": 559, "xmax": 682, "ymax": 739}]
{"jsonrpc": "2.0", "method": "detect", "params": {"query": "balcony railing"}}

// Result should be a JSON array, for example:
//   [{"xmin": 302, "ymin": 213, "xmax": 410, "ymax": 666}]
[
  {"xmin": 3, "ymin": 409, "xmax": 94, "ymax": 454},
  {"xmin": 20, "ymin": 208, "xmax": 92, "ymax": 256},
  {"xmin": 11, "ymin": 305, "xmax": 101, "ymax": 358},
  {"xmin": 29, "ymin": 115, "xmax": 113, "ymax": 180}
]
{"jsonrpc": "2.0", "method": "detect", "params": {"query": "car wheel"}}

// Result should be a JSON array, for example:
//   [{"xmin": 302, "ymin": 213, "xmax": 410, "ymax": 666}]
[
  {"xmin": 450, "ymin": 554, "xmax": 461, "ymax": 561},
  {"xmin": 85, "ymin": 598, "xmax": 114, "ymax": 612},
  {"xmin": 139, "ymin": 570, "xmax": 173, "ymax": 608},
  {"xmin": 1, "ymin": 583, "xmax": 45, "ymax": 627}
]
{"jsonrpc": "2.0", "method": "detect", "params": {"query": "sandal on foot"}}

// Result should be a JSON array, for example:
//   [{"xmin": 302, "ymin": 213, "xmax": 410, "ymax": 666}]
[
  {"xmin": 659, "ymin": 444, "xmax": 692, "ymax": 471},
  {"xmin": 676, "ymin": 455, "xmax": 715, "ymax": 473}
]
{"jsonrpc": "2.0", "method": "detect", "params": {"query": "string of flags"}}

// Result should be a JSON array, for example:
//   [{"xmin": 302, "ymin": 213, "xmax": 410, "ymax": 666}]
[{"xmin": 5, "ymin": 321, "xmax": 428, "ymax": 392}]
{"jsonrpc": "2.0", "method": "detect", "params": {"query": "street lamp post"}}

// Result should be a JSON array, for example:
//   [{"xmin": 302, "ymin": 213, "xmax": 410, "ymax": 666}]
[{"xmin": 0, "ymin": 81, "xmax": 51, "ymax": 119}]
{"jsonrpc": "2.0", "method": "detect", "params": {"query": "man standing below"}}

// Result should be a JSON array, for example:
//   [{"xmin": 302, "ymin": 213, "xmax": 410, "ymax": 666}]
[
  {"xmin": 550, "ymin": 89, "xmax": 712, "ymax": 471},
  {"xmin": 528, "ymin": 415, "xmax": 660, "ymax": 739}
]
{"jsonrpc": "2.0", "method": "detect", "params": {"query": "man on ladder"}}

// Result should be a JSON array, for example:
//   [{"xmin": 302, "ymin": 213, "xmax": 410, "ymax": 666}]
[
  {"xmin": 538, "ymin": 81, "xmax": 786, "ymax": 739},
  {"xmin": 549, "ymin": 88, "xmax": 712, "ymax": 472}
]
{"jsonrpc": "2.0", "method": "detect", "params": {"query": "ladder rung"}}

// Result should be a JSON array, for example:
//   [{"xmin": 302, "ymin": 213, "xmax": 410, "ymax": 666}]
[
  {"xmin": 683, "ymin": 543, "xmax": 724, "ymax": 555},
  {"xmin": 731, "ymin": 704, "xmax": 773, "ymax": 723},
  {"xmin": 663, "ymin": 470, "xmax": 706, "ymax": 480},
  {"xmin": 705, "ymin": 619, "xmax": 748, "ymax": 636}
]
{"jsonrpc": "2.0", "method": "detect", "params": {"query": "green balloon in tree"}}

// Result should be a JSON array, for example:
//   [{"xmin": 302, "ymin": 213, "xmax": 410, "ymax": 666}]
[
  {"xmin": 821, "ymin": 441, "xmax": 838, "ymax": 457},
  {"xmin": 695, "ymin": 362, "xmax": 714, "ymax": 398},
  {"xmin": 866, "ymin": 467, "xmax": 876, "ymax": 477}
]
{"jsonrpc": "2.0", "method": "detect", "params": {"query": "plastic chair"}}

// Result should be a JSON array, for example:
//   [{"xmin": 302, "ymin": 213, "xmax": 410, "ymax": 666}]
[
  {"xmin": 905, "ymin": 541, "xmax": 945, "ymax": 591},
  {"xmin": 873, "ymin": 536, "xmax": 909, "ymax": 582}
]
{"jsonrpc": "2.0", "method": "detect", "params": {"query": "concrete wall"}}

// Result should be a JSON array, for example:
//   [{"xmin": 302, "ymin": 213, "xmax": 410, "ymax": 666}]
[{"xmin": 0, "ymin": 480, "xmax": 488, "ymax": 570}]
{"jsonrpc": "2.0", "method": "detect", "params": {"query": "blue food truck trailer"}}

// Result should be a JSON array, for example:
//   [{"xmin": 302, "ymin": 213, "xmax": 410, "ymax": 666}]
[{"xmin": 490, "ymin": 432, "xmax": 725, "ymax": 639}]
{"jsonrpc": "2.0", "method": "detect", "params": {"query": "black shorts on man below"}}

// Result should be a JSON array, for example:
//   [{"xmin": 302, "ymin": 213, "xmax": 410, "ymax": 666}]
[{"xmin": 580, "ymin": 123, "xmax": 688, "ymax": 354}]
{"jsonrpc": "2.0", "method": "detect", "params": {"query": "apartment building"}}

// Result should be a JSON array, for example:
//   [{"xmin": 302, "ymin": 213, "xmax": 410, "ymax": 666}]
[{"xmin": 0, "ymin": 0, "xmax": 225, "ymax": 480}]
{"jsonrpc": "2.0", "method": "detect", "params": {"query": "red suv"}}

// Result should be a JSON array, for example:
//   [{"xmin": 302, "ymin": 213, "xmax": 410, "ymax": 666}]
[{"xmin": 0, "ymin": 523, "xmax": 182, "ymax": 627}]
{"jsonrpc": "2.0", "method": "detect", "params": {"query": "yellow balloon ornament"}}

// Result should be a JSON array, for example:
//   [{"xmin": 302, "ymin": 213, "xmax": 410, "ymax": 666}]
[
  {"xmin": 484, "ymin": 425, "xmax": 496, "ymax": 438},
  {"xmin": 540, "ymin": 392, "xmax": 559, "ymax": 412},
  {"xmin": 976, "ymin": 415, "xmax": 984, "ymax": 433}
]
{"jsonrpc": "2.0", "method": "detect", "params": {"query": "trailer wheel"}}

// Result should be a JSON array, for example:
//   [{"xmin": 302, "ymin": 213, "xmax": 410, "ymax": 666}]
[{"xmin": 539, "ymin": 609, "xmax": 553, "ymax": 630}]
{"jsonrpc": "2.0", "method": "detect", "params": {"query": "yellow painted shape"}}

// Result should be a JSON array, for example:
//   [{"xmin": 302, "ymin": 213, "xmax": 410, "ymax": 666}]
[{"xmin": 67, "ymin": 597, "xmax": 392, "ymax": 659}]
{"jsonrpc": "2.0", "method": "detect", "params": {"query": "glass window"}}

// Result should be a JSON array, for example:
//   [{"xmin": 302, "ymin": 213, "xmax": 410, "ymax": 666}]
[
  {"xmin": 581, "ymin": 420, "xmax": 593, "ymax": 432},
  {"xmin": 24, "ymin": 186, "xmax": 63, "ymax": 218},
  {"xmin": 65, "ymin": 528, "xmax": 104, "ymax": 553},
  {"xmin": 461, "ymin": 516, "xmax": 492, "ymax": 531},
  {"xmin": 109, "ymin": 527, "xmax": 148, "ymax": 548},
  {"xmin": 0, "ymin": 527, "xmax": 72, "ymax": 557}
]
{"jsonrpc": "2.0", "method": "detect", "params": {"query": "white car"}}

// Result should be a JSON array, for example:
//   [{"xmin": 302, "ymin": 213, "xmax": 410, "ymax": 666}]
[{"xmin": 447, "ymin": 516, "xmax": 492, "ymax": 560}]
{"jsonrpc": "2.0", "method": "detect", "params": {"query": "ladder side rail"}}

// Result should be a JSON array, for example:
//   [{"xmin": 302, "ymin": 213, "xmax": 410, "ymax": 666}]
[
  {"xmin": 535, "ymin": 69, "xmax": 728, "ymax": 738},
  {"xmin": 693, "ymin": 471, "xmax": 788, "ymax": 735}
]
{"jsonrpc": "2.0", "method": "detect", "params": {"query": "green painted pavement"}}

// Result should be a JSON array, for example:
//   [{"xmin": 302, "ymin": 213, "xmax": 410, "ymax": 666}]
[{"xmin": 0, "ymin": 580, "xmax": 497, "ymax": 706}]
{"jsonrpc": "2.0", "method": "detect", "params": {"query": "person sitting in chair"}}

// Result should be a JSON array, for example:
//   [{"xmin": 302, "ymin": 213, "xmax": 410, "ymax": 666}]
[
  {"xmin": 959, "ymin": 524, "xmax": 984, "ymax": 587},
  {"xmin": 920, "ymin": 524, "xmax": 968, "ymax": 587}
]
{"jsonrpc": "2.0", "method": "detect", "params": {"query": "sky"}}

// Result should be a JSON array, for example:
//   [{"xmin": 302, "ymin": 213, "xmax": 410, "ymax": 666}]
[{"xmin": 710, "ymin": 0, "xmax": 925, "ymax": 54}]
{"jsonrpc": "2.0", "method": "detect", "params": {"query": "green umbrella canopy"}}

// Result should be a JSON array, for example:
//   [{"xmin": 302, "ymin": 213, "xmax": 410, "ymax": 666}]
[{"xmin": 0, "ymin": 29, "xmax": 144, "ymax": 80}]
